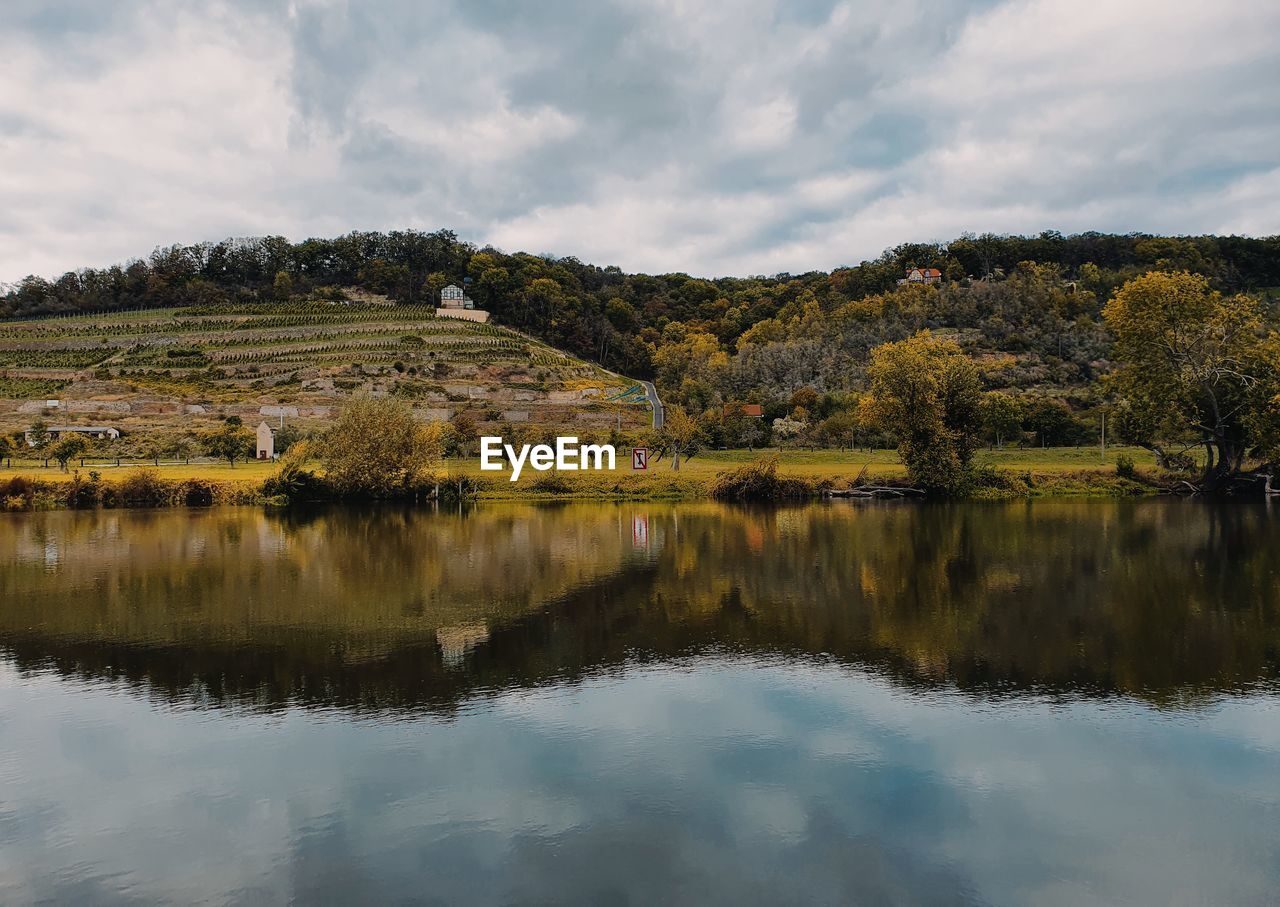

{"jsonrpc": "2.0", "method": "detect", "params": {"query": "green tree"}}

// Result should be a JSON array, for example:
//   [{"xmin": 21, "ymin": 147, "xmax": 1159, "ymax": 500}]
[
  {"xmin": 50, "ymin": 433, "xmax": 88, "ymax": 471},
  {"xmin": 26, "ymin": 420, "xmax": 49, "ymax": 450},
  {"xmin": 320, "ymin": 395, "xmax": 441, "ymax": 497},
  {"xmin": 272, "ymin": 270, "xmax": 294, "ymax": 301},
  {"xmin": 979, "ymin": 392, "xmax": 1023, "ymax": 449},
  {"xmin": 817, "ymin": 409, "xmax": 859, "ymax": 449},
  {"xmin": 165, "ymin": 436, "xmax": 197, "ymax": 463},
  {"xmin": 1022, "ymin": 396, "xmax": 1084, "ymax": 447},
  {"xmin": 273, "ymin": 424, "xmax": 303, "ymax": 455},
  {"xmin": 862, "ymin": 332, "xmax": 982, "ymax": 494},
  {"xmin": 201, "ymin": 420, "xmax": 254, "ymax": 466},
  {"xmin": 1103, "ymin": 271, "xmax": 1275, "ymax": 490}
]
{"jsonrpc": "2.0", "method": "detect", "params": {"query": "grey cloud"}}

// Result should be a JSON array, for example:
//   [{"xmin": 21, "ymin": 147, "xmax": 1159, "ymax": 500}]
[{"xmin": 0, "ymin": 0, "xmax": 1277, "ymax": 282}]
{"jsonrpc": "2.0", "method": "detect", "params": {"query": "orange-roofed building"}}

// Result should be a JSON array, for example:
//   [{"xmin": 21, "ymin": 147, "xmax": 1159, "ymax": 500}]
[{"xmin": 898, "ymin": 267, "xmax": 943, "ymax": 286}]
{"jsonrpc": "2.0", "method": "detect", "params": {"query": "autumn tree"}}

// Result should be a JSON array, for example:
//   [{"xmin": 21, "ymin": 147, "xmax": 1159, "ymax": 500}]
[
  {"xmin": 50, "ymin": 433, "xmax": 88, "ymax": 471},
  {"xmin": 862, "ymin": 332, "xmax": 982, "ymax": 494},
  {"xmin": 201, "ymin": 419, "xmax": 254, "ymax": 466},
  {"xmin": 445, "ymin": 411, "xmax": 478, "ymax": 458},
  {"xmin": 320, "ymin": 395, "xmax": 442, "ymax": 497},
  {"xmin": 659, "ymin": 405, "xmax": 701, "ymax": 470},
  {"xmin": 1103, "ymin": 271, "xmax": 1277, "ymax": 490}
]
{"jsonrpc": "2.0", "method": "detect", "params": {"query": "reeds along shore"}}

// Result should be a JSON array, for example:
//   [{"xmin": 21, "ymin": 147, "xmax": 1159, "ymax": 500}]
[{"xmin": 0, "ymin": 459, "xmax": 1177, "ymax": 511}]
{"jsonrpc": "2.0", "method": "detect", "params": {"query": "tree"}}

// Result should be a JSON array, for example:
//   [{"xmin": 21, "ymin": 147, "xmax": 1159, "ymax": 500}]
[
  {"xmin": 771, "ymin": 416, "xmax": 805, "ymax": 448},
  {"xmin": 165, "ymin": 436, "xmax": 197, "ymax": 463},
  {"xmin": 979, "ymin": 392, "xmax": 1023, "ymax": 449},
  {"xmin": 51, "ymin": 434, "xmax": 88, "ymax": 471},
  {"xmin": 447, "ymin": 412, "xmax": 478, "ymax": 458},
  {"xmin": 136, "ymin": 437, "xmax": 164, "ymax": 466},
  {"xmin": 817, "ymin": 409, "xmax": 858, "ymax": 449},
  {"xmin": 660, "ymin": 405, "xmax": 700, "ymax": 471},
  {"xmin": 320, "ymin": 395, "xmax": 442, "ymax": 497},
  {"xmin": 26, "ymin": 420, "xmax": 49, "ymax": 451},
  {"xmin": 273, "ymin": 424, "xmax": 303, "ymax": 455},
  {"xmin": 1022, "ymin": 396, "xmax": 1084, "ymax": 447},
  {"xmin": 862, "ymin": 332, "xmax": 982, "ymax": 494},
  {"xmin": 1103, "ymin": 271, "xmax": 1275, "ymax": 490},
  {"xmin": 201, "ymin": 420, "xmax": 254, "ymax": 466},
  {"xmin": 272, "ymin": 270, "xmax": 294, "ymax": 301}
]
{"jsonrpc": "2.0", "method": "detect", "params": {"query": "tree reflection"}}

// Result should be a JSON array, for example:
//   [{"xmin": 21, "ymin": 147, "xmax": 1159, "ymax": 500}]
[{"xmin": 1, "ymin": 500, "xmax": 1277, "ymax": 714}]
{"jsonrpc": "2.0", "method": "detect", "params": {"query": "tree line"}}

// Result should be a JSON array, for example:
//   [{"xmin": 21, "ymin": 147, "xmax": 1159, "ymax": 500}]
[
  {"xmin": 5, "ymin": 229, "xmax": 1280, "ymax": 493},
  {"xmin": 5, "ymin": 229, "xmax": 1279, "ymax": 380}
]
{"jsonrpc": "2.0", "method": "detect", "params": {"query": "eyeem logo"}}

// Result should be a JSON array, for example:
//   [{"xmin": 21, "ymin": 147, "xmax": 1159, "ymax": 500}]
[{"xmin": 480, "ymin": 436, "xmax": 616, "ymax": 482}]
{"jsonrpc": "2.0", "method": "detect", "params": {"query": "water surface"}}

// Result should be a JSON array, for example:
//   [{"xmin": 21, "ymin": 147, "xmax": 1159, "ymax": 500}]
[{"xmin": 2, "ymin": 500, "xmax": 1278, "ymax": 904}]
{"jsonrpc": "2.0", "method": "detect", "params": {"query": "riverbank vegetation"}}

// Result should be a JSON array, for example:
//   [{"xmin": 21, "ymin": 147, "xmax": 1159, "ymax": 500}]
[
  {"xmin": 5, "ymin": 230, "xmax": 1279, "ymax": 497},
  {"xmin": 0, "ymin": 443, "xmax": 1172, "ymax": 511}
]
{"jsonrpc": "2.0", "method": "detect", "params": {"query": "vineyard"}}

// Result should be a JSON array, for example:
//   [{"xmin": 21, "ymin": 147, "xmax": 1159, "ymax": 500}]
[{"xmin": 0, "ymin": 302, "xmax": 645, "ymax": 437}]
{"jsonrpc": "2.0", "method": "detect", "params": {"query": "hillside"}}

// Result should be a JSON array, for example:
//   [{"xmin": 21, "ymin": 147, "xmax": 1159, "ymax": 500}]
[
  {"xmin": 0, "ymin": 302, "xmax": 647, "ymax": 445},
  {"xmin": 4, "ymin": 228, "xmax": 1279, "ymax": 453}
]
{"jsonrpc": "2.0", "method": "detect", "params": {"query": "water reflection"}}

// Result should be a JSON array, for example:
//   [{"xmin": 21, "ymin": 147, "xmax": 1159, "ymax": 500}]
[
  {"xmin": 1, "ymin": 500, "xmax": 1278, "ymax": 713},
  {"xmin": 2, "ymin": 501, "xmax": 1280, "ymax": 904}
]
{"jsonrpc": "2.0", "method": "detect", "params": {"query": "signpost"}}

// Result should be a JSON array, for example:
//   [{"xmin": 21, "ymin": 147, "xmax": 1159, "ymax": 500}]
[{"xmin": 632, "ymin": 447, "xmax": 649, "ymax": 470}]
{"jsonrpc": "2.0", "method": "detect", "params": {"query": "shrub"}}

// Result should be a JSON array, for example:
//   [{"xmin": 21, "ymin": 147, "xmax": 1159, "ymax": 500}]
[
  {"xmin": 180, "ymin": 479, "xmax": 217, "ymax": 507},
  {"xmin": 1115, "ymin": 454, "xmax": 1137, "ymax": 479},
  {"xmin": 320, "ymin": 395, "xmax": 442, "ymax": 498},
  {"xmin": 709, "ymin": 456, "xmax": 814, "ymax": 501},
  {"xmin": 261, "ymin": 442, "xmax": 326, "ymax": 503},
  {"xmin": 116, "ymin": 469, "xmax": 170, "ymax": 507},
  {"xmin": 63, "ymin": 472, "xmax": 102, "ymax": 509},
  {"xmin": 528, "ymin": 472, "xmax": 573, "ymax": 494}
]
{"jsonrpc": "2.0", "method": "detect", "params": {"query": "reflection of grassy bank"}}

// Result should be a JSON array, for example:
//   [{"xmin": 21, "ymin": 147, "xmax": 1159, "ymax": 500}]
[
  {"xmin": 4, "ymin": 499, "xmax": 1277, "ymax": 712},
  {"xmin": 0, "ymin": 446, "xmax": 1168, "ymax": 509}
]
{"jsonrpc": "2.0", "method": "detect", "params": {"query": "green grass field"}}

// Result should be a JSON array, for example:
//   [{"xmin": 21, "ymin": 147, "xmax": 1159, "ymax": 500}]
[{"xmin": 0, "ymin": 446, "xmax": 1154, "ymax": 485}]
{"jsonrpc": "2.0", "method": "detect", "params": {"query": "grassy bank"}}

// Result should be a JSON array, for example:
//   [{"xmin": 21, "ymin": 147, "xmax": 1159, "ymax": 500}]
[{"xmin": 0, "ymin": 446, "xmax": 1168, "ymax": 511}]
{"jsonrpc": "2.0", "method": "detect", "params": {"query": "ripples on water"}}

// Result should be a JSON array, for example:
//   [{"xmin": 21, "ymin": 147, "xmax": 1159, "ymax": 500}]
[{"xmin": 1, "ymin": 500, "xmax": 1279, "ymax": 904}]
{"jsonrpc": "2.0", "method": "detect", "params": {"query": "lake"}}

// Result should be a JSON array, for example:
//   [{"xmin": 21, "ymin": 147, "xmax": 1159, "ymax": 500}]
[{"xmin": 1, "ymin": 500, "xmax": 1278, "ymax": 904}]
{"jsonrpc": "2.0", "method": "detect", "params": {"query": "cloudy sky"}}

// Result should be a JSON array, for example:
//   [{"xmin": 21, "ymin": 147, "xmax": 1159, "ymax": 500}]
[{"xmin": 2, "ymin": 0, "xmax": 1278, "ymax": 282}]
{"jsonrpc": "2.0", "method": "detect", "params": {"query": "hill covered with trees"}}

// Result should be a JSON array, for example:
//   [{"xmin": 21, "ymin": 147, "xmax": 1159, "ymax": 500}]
[{"xmin": 4, "ymin": 229, "xmax": 1279, "ymax": 460}]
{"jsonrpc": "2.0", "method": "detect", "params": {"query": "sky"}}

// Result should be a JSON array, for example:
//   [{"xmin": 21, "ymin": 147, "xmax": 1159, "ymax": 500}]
[{"xmin": 2, "ymin": 0, "xmax": 1278, "ymax": 283}]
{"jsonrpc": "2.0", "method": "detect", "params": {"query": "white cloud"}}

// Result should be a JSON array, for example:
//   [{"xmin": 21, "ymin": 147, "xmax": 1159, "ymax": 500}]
[{"xmin": 1, "ymin": 0, "xmax": 1277, "ymax": 283}]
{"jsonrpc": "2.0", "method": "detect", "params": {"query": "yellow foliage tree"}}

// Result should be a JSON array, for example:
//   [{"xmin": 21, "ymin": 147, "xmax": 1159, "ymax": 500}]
[{"xmin": 861, "ymin": 332, "xmax": 982, "ymax": 494}]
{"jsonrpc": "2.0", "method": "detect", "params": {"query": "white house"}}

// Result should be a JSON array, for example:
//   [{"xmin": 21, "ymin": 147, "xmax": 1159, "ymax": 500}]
[
  {"xmin": 256, "ymin": 421, "xmax": 275, "ymax": 460},
  {"xmin": 439, "ymin": 284, "xmax": 474, "ymax": 309},
  {"xmin": 26, "ymin": 425, "xmax": 120, "ymax": 446},
  {"xmin": 436, "ymin": 284, "xmax": 490, "ymax": 323}
]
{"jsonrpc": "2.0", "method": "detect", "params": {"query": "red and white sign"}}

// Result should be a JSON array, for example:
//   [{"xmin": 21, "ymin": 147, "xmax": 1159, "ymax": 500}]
[{"xmin": 632, "ymin": 447, "xmax": 649, "ymax": 470}]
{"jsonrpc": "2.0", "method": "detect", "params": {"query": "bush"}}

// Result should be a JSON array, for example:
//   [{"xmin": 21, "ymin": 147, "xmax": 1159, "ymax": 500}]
[
  {"xmin": 709, "ymin": 456, "xmax": 814, "ymax": 501},
  {"xmin": 261, "ymin": 444, "xmax": 326, "ymax": 503},
  {"xmin": 63, "ymin": 472, "xmax": 102, "ymax": 509},
  {"xmin": 116, "ymin": 469, "xmax": 170, "ymax": 507},
  {"xmin": 180, "ymin": 479, "xmax": 217, "ymax": 507},
  {"xmin": 320, "ymin": 396, "xmax": 441, "ymax": 499},
  {"xmin": 1115, "ymin": 454, "xmax": 1136, "ymax": 479},
  {"xmin": 528, "ymin": 472, "xmax": 573, "ymax": 494}
]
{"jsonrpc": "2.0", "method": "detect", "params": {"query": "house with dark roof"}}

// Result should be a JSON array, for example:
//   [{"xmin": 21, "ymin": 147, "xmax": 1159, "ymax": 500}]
[{"xmin": 25, "ymin": 425, "xmax": 119, "ymax": 446}]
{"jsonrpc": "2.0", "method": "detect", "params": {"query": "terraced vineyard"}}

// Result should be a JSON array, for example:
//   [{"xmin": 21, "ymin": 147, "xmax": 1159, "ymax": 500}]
[{"xmin": 0, "ymin": 302, "xmax": 645, "ymax": 441}]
